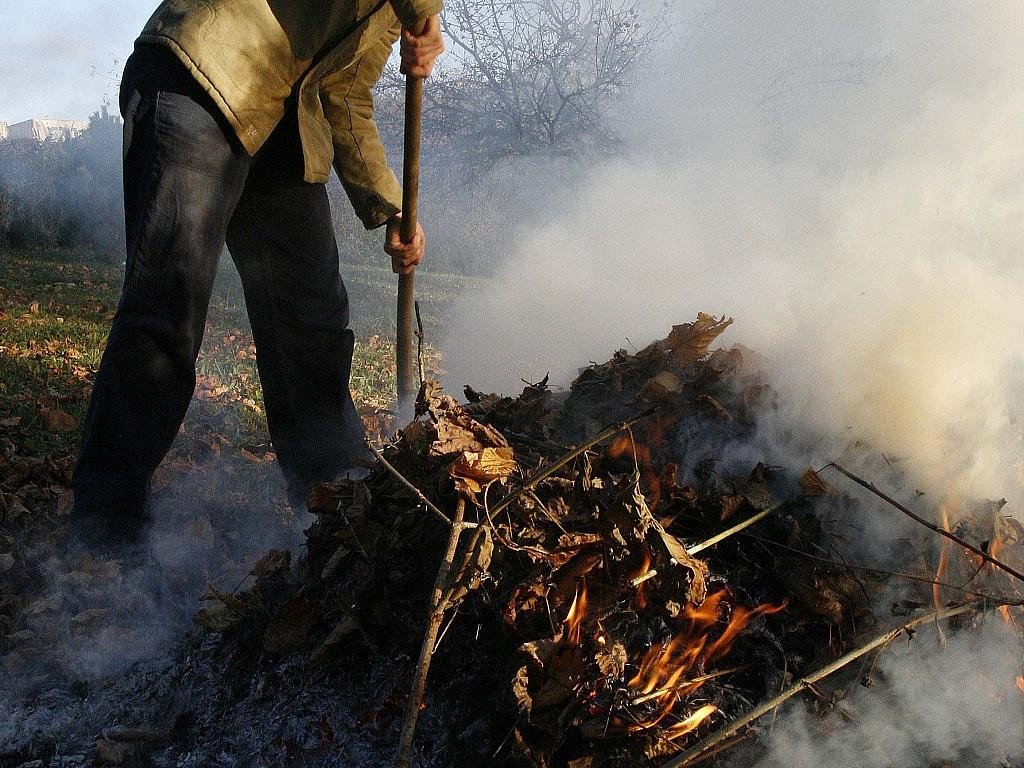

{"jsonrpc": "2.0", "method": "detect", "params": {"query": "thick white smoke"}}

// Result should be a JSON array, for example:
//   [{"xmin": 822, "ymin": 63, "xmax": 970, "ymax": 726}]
[
  {"xmin": 442, "ymin": 3, "xmax": 1024, "ymax": 763},
  {"xmin": 441, "ymin": 0, "xmax": 1024, "ymax": 509},
  {"xmin": 754, "ymin": 620, "xmax": 1024, "ymax": 768}
]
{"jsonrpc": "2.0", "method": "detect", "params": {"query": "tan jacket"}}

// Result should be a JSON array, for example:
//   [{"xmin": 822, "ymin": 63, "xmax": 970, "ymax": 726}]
[{"xmin": 138, "ymin": 0, "xmax": 441, "ymax": 228}]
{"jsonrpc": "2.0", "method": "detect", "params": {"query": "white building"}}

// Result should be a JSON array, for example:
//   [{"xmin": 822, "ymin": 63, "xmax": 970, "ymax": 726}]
[
  {"xmin": 0, "ymin": 122, "xmax": 7, "ymax": 140},
  {"xmin": 6, "ymin": 118, "xmax": 88, "ymax": 141}
]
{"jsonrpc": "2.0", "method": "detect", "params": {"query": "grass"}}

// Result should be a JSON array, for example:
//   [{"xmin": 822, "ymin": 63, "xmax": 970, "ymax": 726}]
[{"xmin": 0, "ymin": 246, "xmax": 474, "ymax": 459}]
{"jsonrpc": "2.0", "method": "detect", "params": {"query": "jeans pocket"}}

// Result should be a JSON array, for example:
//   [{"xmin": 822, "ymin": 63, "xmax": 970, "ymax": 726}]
[{"xmin": 154, "ymin": 90, "xmax": 235, "ymax": 175}]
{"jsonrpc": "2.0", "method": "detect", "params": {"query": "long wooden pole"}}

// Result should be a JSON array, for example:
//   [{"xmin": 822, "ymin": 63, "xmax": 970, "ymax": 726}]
[{"xmin": 396, "ymin": 74, "xmax": 423, "ymax": 411}]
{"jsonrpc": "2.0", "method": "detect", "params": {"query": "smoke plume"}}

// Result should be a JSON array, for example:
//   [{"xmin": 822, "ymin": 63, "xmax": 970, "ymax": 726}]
[
  {"xmin": 440, "ymin": 3, "xmax": 1024, "ymax": 764},
  {"xmin": 441, "ymin": 0, "xmax": 1024, "ymax": 510}
]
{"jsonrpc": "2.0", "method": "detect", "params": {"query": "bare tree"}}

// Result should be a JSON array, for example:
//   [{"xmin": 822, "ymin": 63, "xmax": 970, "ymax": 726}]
[
  {"xmin": 356, "ymin": 0, "xmax": 667, "ymax": 274},
  {"xmin": 379, "ymin": 0, "xmax": 667, "ymax": 167}
]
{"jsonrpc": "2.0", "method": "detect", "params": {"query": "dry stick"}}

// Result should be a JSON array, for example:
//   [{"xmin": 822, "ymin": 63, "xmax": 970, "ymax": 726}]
[
  {"xmin": 686, "ymin": 501, "xmax": 789, "ymax": 557},
  {"xmin": 366, "ymin": 440, "xmax": 452, "ymax": 527},
  {"xmin": 826, "ymin": 463, "xmax": 1024, "ymax": 586},
  {"xmin": 488, "ymin": 411, "xmax": 655, "ymax": 519},
  {"xmin": 661, "ymin": 601, "xmax": 979, "ymax": 768},
  {"xmin": 741, "ymin": 533, "xmax": 1024, "ymax": 605},
  {"xmin": 394, "ymin": 499, "xmax": 467, "ymax": 768}
]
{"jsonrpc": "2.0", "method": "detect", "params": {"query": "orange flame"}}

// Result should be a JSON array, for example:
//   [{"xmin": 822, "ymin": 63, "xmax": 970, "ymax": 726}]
[
  {"xmin": 933, "ymin": 502, "xmax": 955, "ymax": 610},
  {"xmin": 1016, "ymin": 676, "xmax": 1024, "ymax": 695},
  {"xmin": 662, "ymin": 704, "xmax": 718, "ymax": 739},
  {"xmin": 564, "ymin": 581, "xmax": 589, "ymax": 646},
  {"xmin": 632, "ymin": 549, "xmax": 655, "ymax": 610},
  {"xmin": 625, "ymin": 590, "xmax": 785, "ymax": 734},
  {"xmin": 607, "ymin": 415, "xmax": 676, "ymax": 508}
]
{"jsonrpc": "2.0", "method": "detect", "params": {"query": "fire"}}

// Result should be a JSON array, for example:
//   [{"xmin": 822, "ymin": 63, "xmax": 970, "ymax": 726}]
[
  {"xmin": 932, "ymin": 502, "xmax": 954, "ymax": 611},
  {"xmin": 607, "ymin": 415, "xmax": 676, "ymax": 508},
  {"xmin": 631, "ymin": 549, "xmax": 655, "ymax": 610},
  {"xmin": 1017, "ymin": 676, "xmax": 1024, "ymax": 695},
  {"xmin": 662, "ymin": 703, "xmax": 718, "ymax": 739},
  {"xmin": 564, "ymin": 581, "xmax": 589, "ymax": 646},
  {"xmin": 625, "ymin": 590, "xmax": 785, "ymax": 735}
]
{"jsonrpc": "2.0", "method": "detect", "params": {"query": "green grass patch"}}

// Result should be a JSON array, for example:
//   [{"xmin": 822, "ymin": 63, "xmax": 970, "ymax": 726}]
[{"xmin": 0, "ymin": 246, "xmax": 471, "ymax": 459}]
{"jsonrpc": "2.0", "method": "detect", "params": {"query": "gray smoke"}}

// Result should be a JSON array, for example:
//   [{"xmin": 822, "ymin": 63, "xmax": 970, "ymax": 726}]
[
  {"xmin": 754, "ymin": 620, "xmax": 1024, "ymax": 768},
  {"xmin": 441, "ymin": 0, "xmax": 1024, "ymax": 512},
  {"xmin": 440, "ymin": 3, "xmax": 1024, "ymax": 765}
]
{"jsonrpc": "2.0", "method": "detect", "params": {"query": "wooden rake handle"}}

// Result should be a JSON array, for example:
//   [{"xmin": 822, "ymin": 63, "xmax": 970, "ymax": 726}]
[{"xmin": 396, "ymin": 74, "xmax": 423, "ymax": 408}]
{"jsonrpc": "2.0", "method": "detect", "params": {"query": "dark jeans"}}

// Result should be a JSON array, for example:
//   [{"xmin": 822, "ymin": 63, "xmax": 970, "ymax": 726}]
[{"xmin": 72, "ymin": 46, "xmax": 368, "ymax": 541}]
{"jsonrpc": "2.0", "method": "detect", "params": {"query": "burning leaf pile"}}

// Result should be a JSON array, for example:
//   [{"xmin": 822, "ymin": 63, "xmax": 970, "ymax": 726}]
[{"xmin": 196, "ymin": 315, "xmax": 885, "ymax": 767}]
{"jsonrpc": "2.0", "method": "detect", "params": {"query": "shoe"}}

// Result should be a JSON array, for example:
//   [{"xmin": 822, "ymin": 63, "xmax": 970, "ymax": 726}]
[{"xmin": 67, "ymin": 509, "xmax": 150, "ymax": 560}]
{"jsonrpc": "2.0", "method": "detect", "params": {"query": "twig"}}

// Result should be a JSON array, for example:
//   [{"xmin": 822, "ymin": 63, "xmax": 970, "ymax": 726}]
[
  {"xmin": 740, "ymin": 533, "xmax": 1024, "ymax": 605},
  {"xmin": 660, "ymin": 601, "xmax": 979, "ymax": 768},
  {"xmin": 686, "ymin": 501, "xmax": 789, "ymax": 556},
  {"xmin": 366, "ymin": 440, "xmax": 452, "ymax": 527},
  {"xmin": 488, "ymin": 411, "xmax": 655, "ymax": 518},
  {"xmin": 394, "ymin": 499, "xmax": 468, "ymax": 768},
  {"xmin": 825, "ymin": 463, "xmax": 1024, "ymax": 586}
]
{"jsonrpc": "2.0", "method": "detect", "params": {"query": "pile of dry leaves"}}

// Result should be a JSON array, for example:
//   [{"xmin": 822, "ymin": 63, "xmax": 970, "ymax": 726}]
[{"xmin": 195, "ymin": 315, "xmax": 882, "ymax": 767}]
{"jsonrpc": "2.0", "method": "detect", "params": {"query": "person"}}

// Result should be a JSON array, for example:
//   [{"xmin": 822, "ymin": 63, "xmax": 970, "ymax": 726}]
[{"xmin": 70, "ymin": 0, "xmax": 445, "ymax": 550}]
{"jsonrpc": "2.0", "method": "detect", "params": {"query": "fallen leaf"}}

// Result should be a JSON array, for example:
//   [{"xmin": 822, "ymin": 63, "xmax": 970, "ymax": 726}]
[
  {"xmin": 263, "ymin": 595, "xmax": 315, "ymax": 653},
  {"xmin": 799, "ymin": 468, "xmax": 833, "ymax": 497},
  {"xmin": 240, "ymin": 448, "xmax": 263, "ymax": 463},
  {"xmin": 38, "ymin": 406, "xmax": 79, "ymax": 432},
  {"xmin": 642, "ymin": 370, "xmax": 684, "ymax": 401},
  {"xmin": 311, "ymin": 613, "xmax": 361, "ymax": 665},
  {"xmin": 95, "ymin": 738, "xmax": 138, "ymax": 765},
  {"xmin": 595, "ymin": 641, "xmax": 628, "ymax": 678},
  {"xmin": 252, "ymin": 549, "xmax": 291, "ymax": 579},
  {"xmin": 666, "ymin": 313, "xmax": 733, "ymax": 367}
]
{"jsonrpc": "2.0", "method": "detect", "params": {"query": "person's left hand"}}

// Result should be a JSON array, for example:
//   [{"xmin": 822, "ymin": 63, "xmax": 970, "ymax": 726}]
[
  {"xmin": 384, "ymin": 213, "xmax": 425, "ymax": 275},
  {"xmin": 400, "ymin": 14, "xmax": 444, "ymax": 77}
]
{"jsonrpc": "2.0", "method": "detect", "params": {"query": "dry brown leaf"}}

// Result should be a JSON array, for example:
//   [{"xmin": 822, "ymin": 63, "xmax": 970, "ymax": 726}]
[
  {"xmin": 252, "ymin": 549, "xmax": 291, "ymax": 579},
  {"xmin": 512, "ymin": 665, "xmax": 533, "ymax": 714},
  {"xmin": 799, "ymin": 468, "xmax": 833, "ymax": 497},
  {"xmin": 311, "ymin": 613, "xmax": 361, "ymax": 665},
  {"xmin": 642, "ymin": 370, "xmax": 684, "ymax": 401},
  {"xmin": 38, "ymin": 406, "xmax": 78, "ymax": 432},
  {"xmin": 532, "ymin": 646, "xmax": 585, "ymax": 709},
  {"xmin": 239, "ymin": 448, "xmax": 263, "ymax": 463},
  {"xmin": 719, "ymin": 494, "xmax": 744, "ymax": 521},
  {"xmin": 666, "ymin": 313, "xmax": 734, "ymax": 367},
  {"xmin": 450, "ymin": 446, "xmax": 518, "ymax": 497},
  {"xmin": 594, "ymin": 641, "xmax": 628, "ymax": 678},
  {"xmin": 451, "ymin": 446, "xmax": 517, "ymax": 482},
  {"xmin": 95, "ymin": 738, "xmax": 138, "ymax": 766},
  {"xmin": 263, "ymin": 595, "xmax": 315, "ymax": 653},
  {"xmin": 194, "ymin": 603, "xmax": 246, "ymax": 633}
]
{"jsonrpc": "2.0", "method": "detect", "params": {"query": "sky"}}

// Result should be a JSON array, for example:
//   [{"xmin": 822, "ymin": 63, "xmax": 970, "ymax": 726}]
[{"xmin": 0, "ymin": 0, "xmax": 152, "ymax": 122}]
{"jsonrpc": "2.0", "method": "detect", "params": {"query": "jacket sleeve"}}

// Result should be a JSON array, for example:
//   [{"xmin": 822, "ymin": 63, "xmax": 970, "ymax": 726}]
[
  {"xmin": 389, "ymin": 0, "xmax": 443, "ymax": 29},
  {"xmin": 320, "ymin": 28, "xmax": 403, "ymax": 230}
]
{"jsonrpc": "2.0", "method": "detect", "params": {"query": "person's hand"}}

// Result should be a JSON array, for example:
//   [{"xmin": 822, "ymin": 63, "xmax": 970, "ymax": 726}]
[
  {"xmin": 384, "ymin": 213, "xmax": 425, "ymax": 275},
  {"xmin": 400, "ymin": 14, "xmax": 444, "ymax": 77}
]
